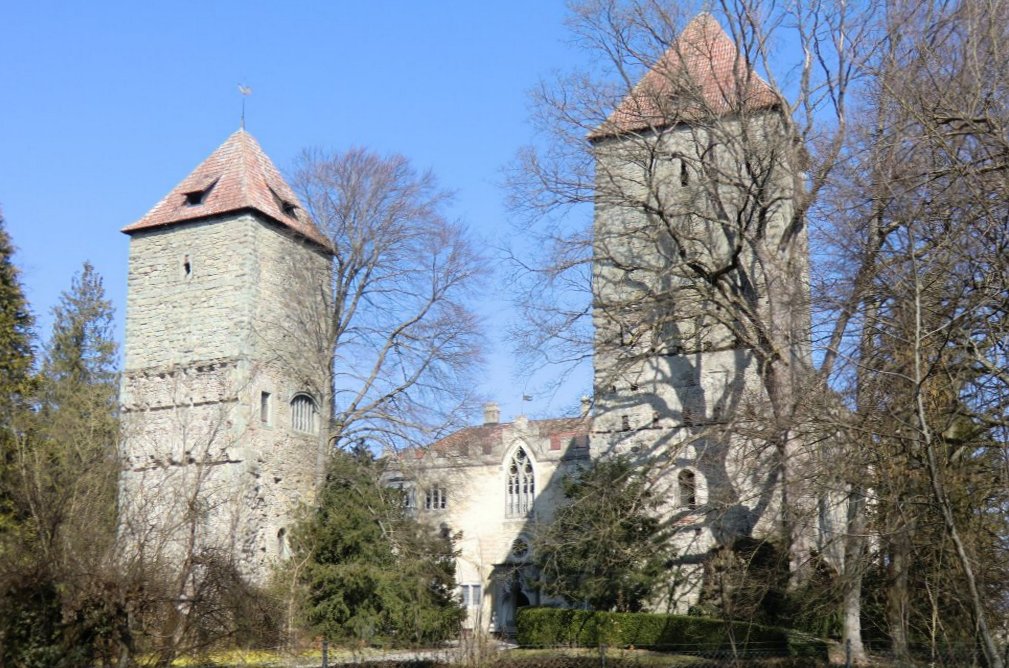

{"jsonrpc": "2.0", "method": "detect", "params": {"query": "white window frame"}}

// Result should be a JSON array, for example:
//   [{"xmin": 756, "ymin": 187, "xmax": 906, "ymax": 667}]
[
  {"xmin": 425, "ymin": 486, "xmax": 447, "ymax": 510},
  {"xmin": 459, "ymin": 583, "xmax": 482, "ymax": 609}
]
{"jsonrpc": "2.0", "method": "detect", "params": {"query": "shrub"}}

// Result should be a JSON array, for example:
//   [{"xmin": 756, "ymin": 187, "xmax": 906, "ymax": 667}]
[{"xmin": 515, "ymin": 607, "xmax": 828, "ymax": 659}]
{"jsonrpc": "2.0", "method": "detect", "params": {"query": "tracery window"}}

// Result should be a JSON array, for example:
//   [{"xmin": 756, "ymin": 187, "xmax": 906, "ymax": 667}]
[
  {"xmin": 506, "ymin": 447, "xmax": 535, "ymax": 517},
  {"xmin": 290, "ymin": 393, "xmax": 318, "ymax": 434}
]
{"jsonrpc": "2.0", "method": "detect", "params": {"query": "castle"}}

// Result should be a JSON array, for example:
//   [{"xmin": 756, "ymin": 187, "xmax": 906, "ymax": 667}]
[{"xmin": 118, "ymin": 13, "xmax": 810, "ymax": 634}]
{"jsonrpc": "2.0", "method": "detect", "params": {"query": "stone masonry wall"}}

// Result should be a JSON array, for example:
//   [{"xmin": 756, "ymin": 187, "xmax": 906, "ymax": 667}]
[
  {"xmin": 589, "ymin": 114, "xmax": 801, "ymax": 608},
  {"xmin": 120, "ymin": 213, "xmax": 330, "ymax": 581}
]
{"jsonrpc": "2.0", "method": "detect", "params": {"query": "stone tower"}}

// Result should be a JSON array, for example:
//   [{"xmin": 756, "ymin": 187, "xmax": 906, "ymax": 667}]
[
  {"xmin": 118, "ymin": 129, "xmax": 332, "ymax": 581},
  {"xmin": 588, "ymin": 14, "xmax": 810, "ymax": 606}
]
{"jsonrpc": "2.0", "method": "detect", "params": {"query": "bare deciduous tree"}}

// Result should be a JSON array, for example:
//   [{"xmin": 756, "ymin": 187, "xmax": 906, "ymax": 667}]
[
  {"xmin": 510, "ymin": 0, "xmax": 1009, "ymax": 663},
  {"xmin": 289, "ymin": 148, "xmax": 486, "ymax": 460}
]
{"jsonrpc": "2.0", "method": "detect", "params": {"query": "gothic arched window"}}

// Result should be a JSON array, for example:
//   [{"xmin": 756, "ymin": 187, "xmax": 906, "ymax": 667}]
[
  {"xmin": 290, "ymin": 393, "xmax": 318, "ymax": 434},
  {"xmin": 678, "ymin": 469, "xmax": 697, "ymax": 509},
  {"xmin": 506, "ymin": 447, "xmax": 535, "ymax": 517}
]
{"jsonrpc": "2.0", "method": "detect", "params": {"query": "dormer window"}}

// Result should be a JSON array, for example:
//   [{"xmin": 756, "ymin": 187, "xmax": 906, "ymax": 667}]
[
  {"xmin": 183, "ymin": 178, "xmax": 218, "ymax": 206},
  {"xmin": 268, "ymin": 185, "xmax": 299, "ymax": 218}
]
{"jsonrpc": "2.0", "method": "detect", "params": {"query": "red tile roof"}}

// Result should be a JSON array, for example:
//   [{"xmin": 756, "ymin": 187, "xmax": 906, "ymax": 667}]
[
  {"xmin": 123, "ymin": 129, "xmax": 332, "ymax": 251},
  {"xmin": 407, "ymin": 416, "xmax": 592, "ymax": 460},
  {"xmin": 590, "ymin": 13, "xmax": 780, "ymax": 140}
]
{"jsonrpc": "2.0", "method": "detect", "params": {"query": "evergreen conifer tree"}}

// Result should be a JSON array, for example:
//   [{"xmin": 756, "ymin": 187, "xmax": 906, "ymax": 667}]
[
  {"xmin": 0, "ymin": 262, "xmax": 122, "ymax": 668},
  {"xmin": 0, "ymin": 210, "xmax": 34, "ymax": 528},
  {"xmin": 295, "ymin": 450, "xmax": 463, "ymax": 647},
  {"xmin": 533, "ymin": 457, "xmax": 675, "ymax": 612}
]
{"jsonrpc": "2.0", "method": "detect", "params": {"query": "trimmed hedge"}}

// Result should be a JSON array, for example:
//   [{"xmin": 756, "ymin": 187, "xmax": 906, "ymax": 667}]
[{"xmin": 515, "ymin": 607, "xmax": 828, "ymax": 659}]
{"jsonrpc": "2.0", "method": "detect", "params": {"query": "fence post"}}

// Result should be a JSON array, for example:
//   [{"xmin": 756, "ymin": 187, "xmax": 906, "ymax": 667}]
[{"xmin": 322, "ymin": 638, "xmax": 329, "ymax": 668}]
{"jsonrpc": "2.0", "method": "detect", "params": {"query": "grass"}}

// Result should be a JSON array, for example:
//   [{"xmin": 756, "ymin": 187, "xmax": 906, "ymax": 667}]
[{"xmin": 167, "ymin": 644, "xmax": 828, "ymax": 667}]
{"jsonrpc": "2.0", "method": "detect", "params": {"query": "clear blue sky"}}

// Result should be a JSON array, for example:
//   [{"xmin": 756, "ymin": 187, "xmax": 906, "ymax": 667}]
[{"xmin": 0, "ymin": 1, "xmax": 595, "ymax": 423}]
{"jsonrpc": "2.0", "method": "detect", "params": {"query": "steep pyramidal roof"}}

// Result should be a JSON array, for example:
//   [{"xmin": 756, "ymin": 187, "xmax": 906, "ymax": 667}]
[
  {"xmin": 591, "ymin": 13, "xmax": 779, "ymax": 139},
  {"xmin": 123, "ymin": 129, "xmax": 331, "ymax": 250}
]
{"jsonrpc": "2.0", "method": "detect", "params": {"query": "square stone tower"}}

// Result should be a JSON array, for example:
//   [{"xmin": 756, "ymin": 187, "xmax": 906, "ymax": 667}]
[
  {"xmin": 588, "ymin": 14, "xmax": 811, "ymax": 605},
  {"xmin": 118, "ymin": 129, "xmax": 332, "ymax": 581}
]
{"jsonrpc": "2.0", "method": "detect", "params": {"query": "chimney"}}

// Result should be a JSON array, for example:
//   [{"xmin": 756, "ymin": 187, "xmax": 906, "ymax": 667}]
[
  {"xmin": 483, "ymin": 402, "xmax": 500, "ymax": 425},
  {"xmin": 580, "ymin": 395, "xmax": 592, "ymax": 417}
]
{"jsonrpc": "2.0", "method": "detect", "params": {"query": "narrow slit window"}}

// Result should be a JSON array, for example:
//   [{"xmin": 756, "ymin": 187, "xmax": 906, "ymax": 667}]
[
  {"xmin": 621, "ymin": 415, "xmax": 631, "ymax": 431},
  {"xmin": 260, "ymin": 391, "xmax": 271, "ymax": 425},
  {"xmin": 679, "ymin": 469, "xmax": 697, "ymax": 509},
  {"xmin": 680, "ymin": 159, "xmax": 689, "ymax": 186},
  {"xmin": 182, "ymin": 254, "xmax": 193, "ymax": 278},
  {"xmin": 277, "ymin": 527, "xmax": 289, "ymax": 558}
]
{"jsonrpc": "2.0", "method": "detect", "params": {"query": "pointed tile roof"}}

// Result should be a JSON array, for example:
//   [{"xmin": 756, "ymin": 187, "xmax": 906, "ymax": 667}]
[
  {"xmin": 590, "ymin": 13, "xmax": 780, "ymax": 140},
  {"xmin": 123, "ymin": 129, "xmax": 332, "ymax": 251}
]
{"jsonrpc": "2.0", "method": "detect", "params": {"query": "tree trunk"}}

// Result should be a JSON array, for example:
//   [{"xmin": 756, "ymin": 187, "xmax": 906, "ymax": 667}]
[
  {"xmin": 842, "ymin": 484, "xmax": 868, "ymax": 664},
  {"xmin": 886, "ymin": 518, "xmax": 912, "ymax": 667}
]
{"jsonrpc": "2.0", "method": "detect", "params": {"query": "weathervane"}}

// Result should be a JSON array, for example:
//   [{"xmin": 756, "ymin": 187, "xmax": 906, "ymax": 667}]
[{"xmin": 238, "ymin": 84, "xmax": 253, "ymax": 129}]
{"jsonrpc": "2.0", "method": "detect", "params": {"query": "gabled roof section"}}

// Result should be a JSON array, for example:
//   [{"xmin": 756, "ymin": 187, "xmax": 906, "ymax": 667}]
[
  {"xmin": 123, "ymin": 129, "xmax": 332, "ymax": 251},
  {"xmin": 397, "ymin": 416, "xmax": 592, "ymax": 462},
  {"xmin": 590, "ymin": 13, "xmax": 780, "ymax": 140}
]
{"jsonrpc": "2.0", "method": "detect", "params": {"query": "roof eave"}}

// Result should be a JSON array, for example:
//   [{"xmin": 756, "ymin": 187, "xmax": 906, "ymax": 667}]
[{"xmin": 122, "ymin": 207, "xmax": 335, "ymax": 255}]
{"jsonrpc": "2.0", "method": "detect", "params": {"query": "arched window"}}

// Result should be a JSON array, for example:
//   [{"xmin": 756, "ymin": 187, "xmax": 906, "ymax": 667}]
[
  {"xmin": 678, "ymin": 469, "xmax": 697, "ymax": 509},
  {"xmin": 290, "ymin": 393, "xmax": 318, "ymax": 434},
  {"xmin": 506, "ymin": 447, "xmax": 535, "ymax": 517}
]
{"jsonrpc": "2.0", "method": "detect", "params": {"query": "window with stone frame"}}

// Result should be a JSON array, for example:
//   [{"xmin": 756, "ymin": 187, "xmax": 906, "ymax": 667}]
[
  {"xmin": 290, "ymin": 393, "xmax": 318, "ymax": 434},
  {"xmin": 425, "ymin": 486, "xmax": 447, "ymax": 510},
  {"xmin": 506, "ymin": 447, "xmax": 535, "ymax": 518},
  {"xmin": 260, "ymin": 391, "xmax": 272, "ymax": 425}
]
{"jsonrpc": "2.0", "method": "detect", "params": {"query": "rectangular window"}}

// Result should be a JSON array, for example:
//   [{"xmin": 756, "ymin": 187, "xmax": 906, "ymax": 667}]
[
  {"xmin": 260, "ymin": 391, "xmax": 271, "ymax": 425},
  {"xmin": 459, "ymin": 583, "xmax": 482, "ymax": 607},
  {"xmin": 425, "ymin": 487, "xmax": 447, "ymax": 510}
]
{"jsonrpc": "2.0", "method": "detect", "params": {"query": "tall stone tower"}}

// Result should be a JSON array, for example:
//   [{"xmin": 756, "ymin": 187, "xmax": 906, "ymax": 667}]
[
  {"xmin": 589, "ymin": 14, "xmax": 810, "ymax": 605},
  {"xmin": 118, "ymin": 129, "xmax": 332, "ymax": 580}
]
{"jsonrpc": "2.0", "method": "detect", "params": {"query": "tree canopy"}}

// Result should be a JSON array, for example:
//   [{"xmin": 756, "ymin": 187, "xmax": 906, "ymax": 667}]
[
  {"xmin": 294, "ymin": 450, "xmax": 463, "ymax": 647},
  {"xmin": 534, "ymin": 457, "xmax": 675, "ymax": 612}
]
